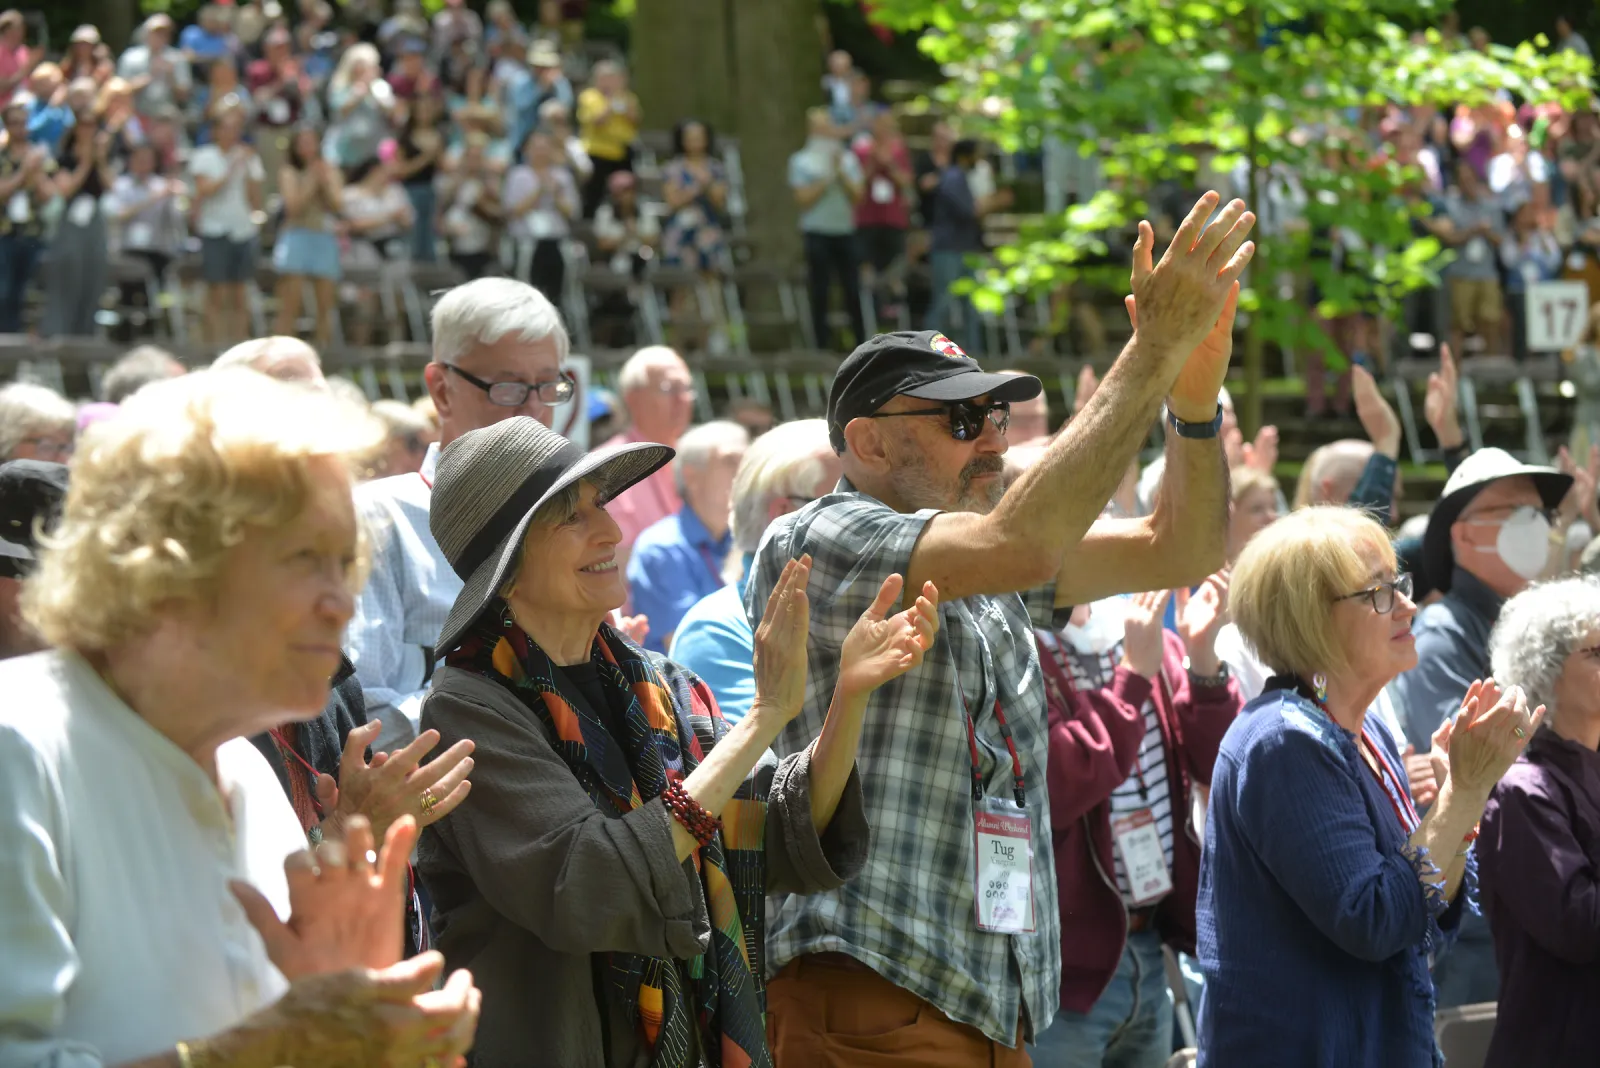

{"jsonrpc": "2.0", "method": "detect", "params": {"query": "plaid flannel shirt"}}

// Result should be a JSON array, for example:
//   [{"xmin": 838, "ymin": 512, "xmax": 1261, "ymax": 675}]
[{"xmin": 745, "ymin": 479, "xmax": 1062, "ymax": 1045}]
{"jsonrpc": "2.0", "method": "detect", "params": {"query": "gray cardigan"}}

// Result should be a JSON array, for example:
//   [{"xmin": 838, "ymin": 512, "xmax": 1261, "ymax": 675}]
[{"xmin": 417, "ymin": 663, "xmax": 870, "ymax": 1068}]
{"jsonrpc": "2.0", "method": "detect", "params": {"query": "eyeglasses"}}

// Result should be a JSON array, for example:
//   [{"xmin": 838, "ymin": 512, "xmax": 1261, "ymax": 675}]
[
  {"xmin": 1463, "ymin": 504, "xmax": 1558, "ymax": 527},
  {"xmin": 1335, "ymin": 572, "xmax": 1414, "ymax": 615},
  {"xmin": 863, "ymin": 399, "xmax": 1011, "ymax": 441},
  {"xmin": 442, "ymin": 363, "xmax": 575, "ymax": 407},
  {"xmin": 16, "ymin": 436, "xmax": 72, "ymax": 461}
]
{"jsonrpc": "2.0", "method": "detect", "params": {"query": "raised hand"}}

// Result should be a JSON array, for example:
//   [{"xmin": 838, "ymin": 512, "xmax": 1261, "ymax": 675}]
[
  {"xmin": 751, "ymin": 554, "xmax": 812, "ymax": 724},
  {"xmin": 1121, "ymin": 590, "xmax": 1170, "ymax": 680},
  {"xmin": 838, "ymin": 575, "xmax": 940, "ymax": 698},
  {"xmin": 1555, "ymin": 443, "xmax": 1600, "ymax": 531},
  {"xmin": 317, "ymin": 720, "xmax": 474, "ymax": 843},
  {"xmin": 1352, "ymin": 364, "xmax": 1401, "ymax": 459},
  {"xmin": 1424, "ymin": 343, "xmax": 1464, "ymax": 450},
  {"xmin": 232, "ymin": 814, "xmax": 417, "ymax": 978},
  {"xmin": 1127, "ymin": 191, "xmax": 1255, "ymax": 419},
  {"xmin": 1448, "ymin": 678, "xmax": 1544, "ymax": 797},
  {"xmin": 1175, "ymin": 570, "xmax": 1229, "ymax": 676},
  {"xmin": 1073, "ymin": 363, "xmax": 1100, "ymax": 416},
  {"xmin": 1242, "ymin": 425, "xmax": 1279, "ymax": 474},
  {"xmin": 610, "ymin": 609, "xmax": 650, "ymax": 647}
]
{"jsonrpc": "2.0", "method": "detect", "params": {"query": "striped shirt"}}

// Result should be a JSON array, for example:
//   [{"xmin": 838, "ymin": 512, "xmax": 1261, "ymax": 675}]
[{"xmin": 1053, "ymin": 635, "xmax": 1175, "ymax": 904}]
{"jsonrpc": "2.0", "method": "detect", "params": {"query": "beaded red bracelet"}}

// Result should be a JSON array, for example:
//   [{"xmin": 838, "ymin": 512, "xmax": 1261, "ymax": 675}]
[{"xmin": 662, "ymin": 779, "xmax": 721, "ymax": 847}]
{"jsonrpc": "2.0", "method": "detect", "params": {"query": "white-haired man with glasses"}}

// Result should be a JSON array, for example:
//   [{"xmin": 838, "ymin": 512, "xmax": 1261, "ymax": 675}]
[
  {"xmin": 347, "ymin": 276, "xmax": 575, "ymax": 751},
  {"xmin": 600, "ymin": 344, "xmax": 698, "ymax": 567}
]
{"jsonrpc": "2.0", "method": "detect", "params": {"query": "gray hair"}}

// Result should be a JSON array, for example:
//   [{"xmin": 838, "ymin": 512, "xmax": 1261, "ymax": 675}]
[
  {"xmin": 616, "ymin": 345, "xmax": 683, "ymax": 393},
  {"xmin": 213, "ymin": 335, "xmax": 322, "ymax": 374},
  {"xmin": 431, "ymin": 277, "xmax": 570, "ymax": 367},
  {"xmin": 730, "ymin": 418, "xmax": 830, "ymax": 556},
  {"xmin": 1489, "ymin": 575, "xmax": 1600, "ymax": 719},
  {"xmin": 101, "ymin": 345, "xmax": 185, "ymax": 403},
  {"xmin": 672, "ymin": 420, "xmax": 748, "ymax": 497},
  {"xmin": 0, "ymin": 383, "xmax": 76, "ymax": 460}
]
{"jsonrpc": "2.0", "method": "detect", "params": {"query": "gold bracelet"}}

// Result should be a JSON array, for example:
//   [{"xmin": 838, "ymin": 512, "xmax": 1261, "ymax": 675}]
[{"xmin": 175, "ymin": 1041, "xmax": 194, "ymax": 1068}]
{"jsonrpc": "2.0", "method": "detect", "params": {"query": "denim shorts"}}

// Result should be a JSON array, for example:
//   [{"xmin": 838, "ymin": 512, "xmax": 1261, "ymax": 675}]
[{"xmin": 200, "ymin": 236, "xmax": 257, "ymax": 285}]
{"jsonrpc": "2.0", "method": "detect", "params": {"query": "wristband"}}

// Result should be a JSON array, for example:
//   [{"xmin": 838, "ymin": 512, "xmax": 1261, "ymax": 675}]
[
  {"xmin": 1185, "ymin": 661, "xmax": 1231, "ymax": 688},
  {"xmin": 1166, "ymin": 405, "xmax": 1224, "ymax": 439}
]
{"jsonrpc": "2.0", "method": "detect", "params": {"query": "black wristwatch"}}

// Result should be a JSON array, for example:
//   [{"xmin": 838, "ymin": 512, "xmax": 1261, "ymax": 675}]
[{"xmin": 1167, "ymin": 405, "xmax": 1224, "ymax": 439}]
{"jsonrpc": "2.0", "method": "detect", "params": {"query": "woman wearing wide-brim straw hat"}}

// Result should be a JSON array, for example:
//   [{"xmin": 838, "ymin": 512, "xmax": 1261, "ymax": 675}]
[{"xmin": 418, "ymin": 414, "xmax": 942, "ymax": 1068}]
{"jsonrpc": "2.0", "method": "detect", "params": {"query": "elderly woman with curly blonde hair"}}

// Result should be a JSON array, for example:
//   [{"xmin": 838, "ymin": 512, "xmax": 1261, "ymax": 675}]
[
  {"xmin": 0, "ymin": 370, "xmax": 481, "ymax": 1067},
  {"xmin": 1477, "ymin": 576, "xmax": 1600, "ymax": 1068}
]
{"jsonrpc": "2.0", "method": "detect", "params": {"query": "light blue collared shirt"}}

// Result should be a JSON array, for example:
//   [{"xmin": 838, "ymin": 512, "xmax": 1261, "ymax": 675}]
[
  {"xmin": 626, "ymin": 505, "xmax": 732, "ymax": 654},
  {"xmin": 668, "ymin": 560, "xmax": 755, "ymax": 723},
  {"xmin": 345, "ymin": 443, "xmax": 459, "ymax": 752}
]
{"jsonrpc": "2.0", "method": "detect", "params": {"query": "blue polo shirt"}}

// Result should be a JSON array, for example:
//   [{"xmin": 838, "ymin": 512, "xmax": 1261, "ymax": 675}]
[
  {"xmin": 668, "ymin": 563, "xmax": 755, "ymax": 724},
  {"xmin": 625, "ymin": 505, "xmax": 732, "ymax": 654}
]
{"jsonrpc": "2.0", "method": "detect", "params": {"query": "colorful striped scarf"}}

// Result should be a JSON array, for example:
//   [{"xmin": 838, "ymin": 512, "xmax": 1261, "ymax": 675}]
[{"xmin": 447, "ymin": 601, "xmax": 772, "ymax": 1068}]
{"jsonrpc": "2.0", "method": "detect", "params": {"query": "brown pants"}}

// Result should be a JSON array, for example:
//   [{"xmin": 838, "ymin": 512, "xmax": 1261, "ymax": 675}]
[{"xmin": 766, "ymin": 953, "xmax": 1033, "ymax": 1068}]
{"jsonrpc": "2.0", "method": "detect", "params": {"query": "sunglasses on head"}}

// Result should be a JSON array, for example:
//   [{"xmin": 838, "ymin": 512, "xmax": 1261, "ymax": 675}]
[{"xmin": 863, "ymin": 399, "xmax": 1011, "ymax": 441}]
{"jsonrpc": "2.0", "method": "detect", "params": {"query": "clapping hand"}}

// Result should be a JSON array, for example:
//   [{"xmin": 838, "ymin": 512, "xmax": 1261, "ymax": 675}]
[
  {"xmin": 610, "ymin": 609, "xmax": 650, "ymax": 647},
  {"xmin": 1073, "ymin": 363, "xmax": 1099, "ymax": 416},
  {"xmin": 1556, "ymin": 443, "xmax": 1600, "ymax": 532},
  {"xmin": 317, "ymin": 720, "xmax": 475, "ymax": 844},
  {"xmin": 1175, "ymin": 570, "xmax": 1229, "ymax": 676},
  {"xmin": 1121, "ymin": 590, "xmax": 1170, "ymax": 680},
  {"xmin": 1447, "ymin": 679, "xmax": 1544, "ymax": 797},
  {"xmin": 750, "ymin": 555, "xmax": 812, "ymax": 725},
  {"xmin": 1126, "ymin": 191, "xmax": 1255, "ymax": 421},
  {"xmin": 232, "ymin": 814, "xmax": 416, "ymax": 979},
  {"xmin": 838, "ymin": 574, "xmax": 939, "ymax": 699}
]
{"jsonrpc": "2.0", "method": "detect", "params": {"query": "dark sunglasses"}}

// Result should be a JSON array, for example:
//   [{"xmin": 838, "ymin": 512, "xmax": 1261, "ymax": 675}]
[
  {"xmin": 863, "ymin": 399, "xmax": 1011, "ymax": 441},
  {"xmin": 1334, "ymin": 572, "xmax": 1414, "ymax": 615},
  {"xmin": 442, "ymin": 363, "xmax": 576, "ymax": 407}
]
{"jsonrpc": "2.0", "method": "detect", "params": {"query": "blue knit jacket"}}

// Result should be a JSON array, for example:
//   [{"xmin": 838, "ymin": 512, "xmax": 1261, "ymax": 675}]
[{"xmin": 1196, "ymin": 687, "xmax": 1473, "ymax": 1068}]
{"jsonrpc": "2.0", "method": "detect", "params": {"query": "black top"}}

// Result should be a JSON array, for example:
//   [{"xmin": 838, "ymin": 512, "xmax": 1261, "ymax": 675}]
[
  {"xmin": 57, "ymin": 143, "xmax": 106, "ymax": 200},
  {"xmin": 401, "ymin": 128, "xmax": 438, "ymax": 185},
  {"xmin": 562, "ymin": 658, "xmax": 627, "ymax": 742}
]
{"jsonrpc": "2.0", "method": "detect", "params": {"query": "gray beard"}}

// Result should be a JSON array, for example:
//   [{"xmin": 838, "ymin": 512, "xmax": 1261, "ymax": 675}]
[{"xmin": 886, "ymin": 449, "xmax": 1005, "ymax": 515}]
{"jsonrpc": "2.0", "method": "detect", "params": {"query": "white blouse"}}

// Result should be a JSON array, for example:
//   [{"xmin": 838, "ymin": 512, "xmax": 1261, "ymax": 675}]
[{"xmin": 0, "ymin": 650, "xmax": 305, "ymax": 1067}]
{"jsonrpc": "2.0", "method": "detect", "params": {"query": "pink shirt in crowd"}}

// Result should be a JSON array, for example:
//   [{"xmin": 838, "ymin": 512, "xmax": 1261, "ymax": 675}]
[
  {"xmin": 600, "ymin": 426, "xmax": 682, "ymax": 562},
  {"xmin": 0, "ymin": 45, "xmax": 29, "ymax": 108}
]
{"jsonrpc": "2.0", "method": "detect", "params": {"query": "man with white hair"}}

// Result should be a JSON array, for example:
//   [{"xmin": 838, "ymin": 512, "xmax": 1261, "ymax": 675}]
[
  {"xmin": 0, "ymin": 383, "xmax": 76, "ymax": 463},
  {"xmin": 600, "ymin": 345, "xmax": 696, "ymax": 565},
  {"xmin": 347, "ymin": 276, "xmax": 574, "ymax": 750},
  {"xmin": 212, "ymin": 335, "xmax": 326, "ymax": 385},
  {"xmin": 624, "ymin": 420, "xmax": 748, "ymax": 653},
  {"xmin": 669, "ymin": 418, "xmax": 842, "ymax": 723}
]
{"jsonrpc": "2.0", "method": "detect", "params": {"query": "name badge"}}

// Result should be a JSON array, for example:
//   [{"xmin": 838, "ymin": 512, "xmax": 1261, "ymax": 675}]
[
  {"xmin": 974, "ymin": 797, "xmax": 1034, "ymax": 933},
  {"xmin": 1464, "ymin": 236, "xmax": 1488, "ymax": 264},
  {"xmin": 266, "ymin": 97, "xmax": 292, "ymax": 125},
  {"xmin": 67, "ymin": 195, "xmax": 96, "ymax": 229},
  {"xmin": 1111, "ymin": 808, "xmax": 1172, "ymax": 907},
  {"xmin": 6, "ymin": 190, "xmax": 29, "ymax": 224},
  {"xmin": 871, "ymin": 176, "xmax": 895, "ymax": 204},
  {"xmin": 126, "ymin": 220, "xmax": 154, "ymax": 248}
]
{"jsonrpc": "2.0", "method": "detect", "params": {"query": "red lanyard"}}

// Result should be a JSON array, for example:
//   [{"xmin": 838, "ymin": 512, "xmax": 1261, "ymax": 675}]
[
  {"xmin": 1358, "ymin": 726, "xmax": 1421, "ymax": 835},
  {"xmin": 418, "ymin": 469, "xmax": 433, "ymax": 489},
  {"xmin": 268, "ymin": 725, "xmax": 326, "ymax": 820},
  {"xmin": 964, "ymin": 699, "xmax": 1028, "ymax": 808}
]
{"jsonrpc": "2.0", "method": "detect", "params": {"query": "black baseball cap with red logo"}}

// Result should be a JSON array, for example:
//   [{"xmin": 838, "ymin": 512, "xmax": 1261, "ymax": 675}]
[{"xmin": 827, "ymin": 330, "xmax": 1042, "ymax": 451}]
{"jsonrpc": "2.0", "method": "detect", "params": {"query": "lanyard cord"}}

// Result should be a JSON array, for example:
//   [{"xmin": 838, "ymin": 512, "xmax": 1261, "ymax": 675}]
[{"xmin": 268, "ymin": 725, "xmax": 326, "ymax": 820}]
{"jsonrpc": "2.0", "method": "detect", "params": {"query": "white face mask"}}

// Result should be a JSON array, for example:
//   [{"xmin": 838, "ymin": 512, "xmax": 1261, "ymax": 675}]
[
  {"xmin": 1470, "ymin": 505, "xmax": 1552, "ymax": 581},
  {"xmin": 1061, "ymin": 595, "xmax": 1131, "ymax": 656}
]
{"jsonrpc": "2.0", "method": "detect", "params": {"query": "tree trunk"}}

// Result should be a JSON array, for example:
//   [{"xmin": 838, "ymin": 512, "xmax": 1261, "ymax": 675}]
[
  {"xmin": 632, "ymin": 0, "xmax": 822, "ymax": 272},
  {"xmin": 86, "ymin": 0, "xmax": 134, "ymax": 53}
]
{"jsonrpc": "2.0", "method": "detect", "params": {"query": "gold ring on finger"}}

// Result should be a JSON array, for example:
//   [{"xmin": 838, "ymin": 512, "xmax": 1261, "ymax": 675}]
[
  {"xmin": 1513, "ymin": 725, "xmax": 1527, "ymax": 739},
  {"xmin": 420, "ymin": 790, "xmax": 438, "ymax": 816}
]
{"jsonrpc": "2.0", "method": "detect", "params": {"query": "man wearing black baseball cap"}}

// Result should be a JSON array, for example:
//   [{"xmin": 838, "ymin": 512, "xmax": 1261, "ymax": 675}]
[
  {"xmin": 0, "ymin": 459, "xmax": 69, "ymax": 659},
  {"xmin": 749, "ymin": 191, "xmax": 1256, "ymax": 1063}
]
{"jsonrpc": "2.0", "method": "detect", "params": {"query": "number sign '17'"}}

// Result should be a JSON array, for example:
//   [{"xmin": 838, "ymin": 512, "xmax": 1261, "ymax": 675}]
[{"xmin": 1526, "ymin": 281, "xmax": 1591, "ymax": 353}]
